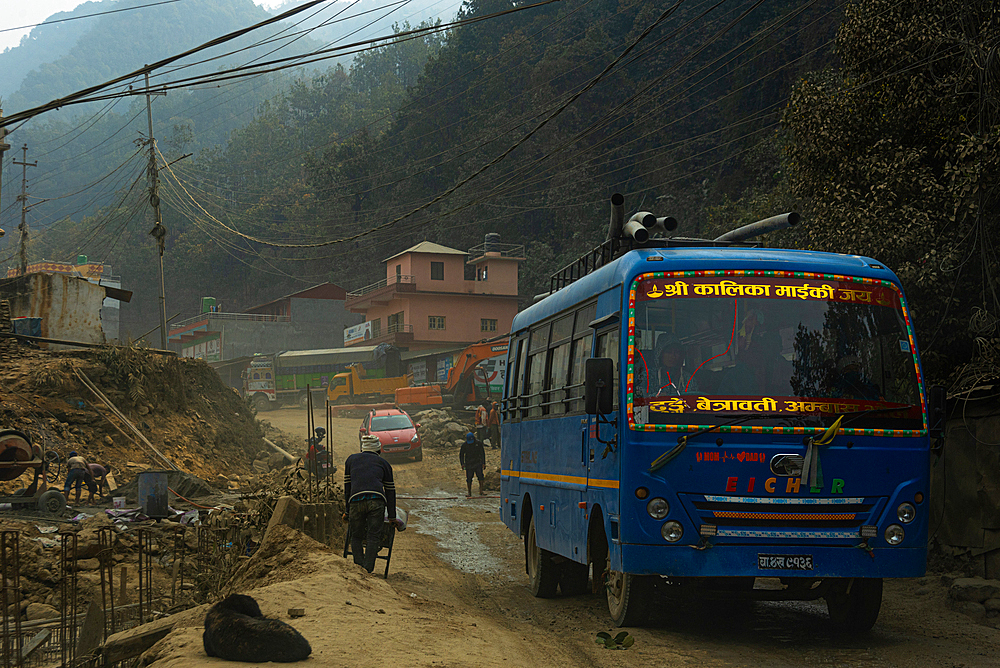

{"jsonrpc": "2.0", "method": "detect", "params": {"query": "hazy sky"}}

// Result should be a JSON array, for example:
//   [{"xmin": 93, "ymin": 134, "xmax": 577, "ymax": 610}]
[{"xmin": 0, "ymin": 0, "xmax": 281, "ymax": 52}]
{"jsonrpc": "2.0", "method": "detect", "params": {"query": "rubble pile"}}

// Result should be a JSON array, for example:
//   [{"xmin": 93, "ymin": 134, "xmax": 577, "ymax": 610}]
[
  {"xmin": 0, "ymin": 346, "xmax": 266, "ymax": 494},
  {"xmin": 947, "ymin": 575, "xmax": 1000, "ymax": 628},
  {"xmin": 410, "ymin": 407, "xmax": 476, "ymax": 448}
]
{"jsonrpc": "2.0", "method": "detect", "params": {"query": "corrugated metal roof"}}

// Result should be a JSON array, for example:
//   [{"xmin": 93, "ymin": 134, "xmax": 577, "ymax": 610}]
[
  {"xmin": 278, "ymin": 346, "xmax": 376, "ymax": 361},
  {"xmin": 400, "ymin": 345, "xmax": 466, "ymax": 361}
]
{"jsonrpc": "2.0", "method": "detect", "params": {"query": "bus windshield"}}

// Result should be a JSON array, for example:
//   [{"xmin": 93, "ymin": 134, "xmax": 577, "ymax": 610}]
[{"xmin": 629, "ymin": 272, "xmax": 923, "ymax": 432}]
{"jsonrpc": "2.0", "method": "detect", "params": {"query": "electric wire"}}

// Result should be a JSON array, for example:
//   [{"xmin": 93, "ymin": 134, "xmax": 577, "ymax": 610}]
[{"xmin": 0, "ymin": 0, "xmax": 184, "ymax": 36}]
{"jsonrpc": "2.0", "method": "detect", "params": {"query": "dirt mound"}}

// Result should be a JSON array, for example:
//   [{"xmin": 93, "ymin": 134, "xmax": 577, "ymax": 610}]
[
  {"xmin": 0, "ymin": 345, "xmax": 265, "ymax": 494},
  {"xmin": 227, "ymin": 524, "xmax": 334, "ymax": 591}
]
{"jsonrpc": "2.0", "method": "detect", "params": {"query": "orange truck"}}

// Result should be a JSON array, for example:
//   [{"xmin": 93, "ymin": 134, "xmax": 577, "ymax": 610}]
[{"xmin": 395, "ymin": 338, "xmax": 509, "ymax": 407}]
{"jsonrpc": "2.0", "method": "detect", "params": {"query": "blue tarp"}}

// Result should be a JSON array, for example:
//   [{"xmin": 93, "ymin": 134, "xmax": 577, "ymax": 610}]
[{"xmin": 11, "ymin": 317, "xmax": 41, "ymax": 337}]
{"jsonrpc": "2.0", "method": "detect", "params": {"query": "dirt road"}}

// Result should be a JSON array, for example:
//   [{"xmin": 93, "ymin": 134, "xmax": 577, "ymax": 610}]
[{"xmin": 150, "ymin": 407, "xmax": 1000, "ymax": 667}]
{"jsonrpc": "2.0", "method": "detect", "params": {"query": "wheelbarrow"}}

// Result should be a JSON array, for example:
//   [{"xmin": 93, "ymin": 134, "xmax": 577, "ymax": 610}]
[{"xmin": 343, "ymin": 508, "xmax": 407, "ymax": 578}]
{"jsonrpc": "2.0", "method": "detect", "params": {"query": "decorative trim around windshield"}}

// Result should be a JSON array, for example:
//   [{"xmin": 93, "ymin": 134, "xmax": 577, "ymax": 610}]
[{"xmin": 625, "ymin": 269, "xmax": 928, "ymax": 437}]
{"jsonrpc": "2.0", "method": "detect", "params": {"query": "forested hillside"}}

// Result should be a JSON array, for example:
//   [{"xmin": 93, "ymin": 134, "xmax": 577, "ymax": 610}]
[{"xmin": 8, "ymin": 0, "xmax": 997, "ymax": 382}]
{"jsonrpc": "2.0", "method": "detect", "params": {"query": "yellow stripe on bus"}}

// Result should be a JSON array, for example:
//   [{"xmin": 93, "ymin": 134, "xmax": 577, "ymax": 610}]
[{"xmin": 501, "ymin": 470, "xmax": 620, "ymax": 489}]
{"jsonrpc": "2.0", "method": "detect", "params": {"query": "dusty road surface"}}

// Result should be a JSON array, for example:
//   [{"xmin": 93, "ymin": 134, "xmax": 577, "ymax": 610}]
[{"xmin": 148, "ymin": 407, "xmax": 1000, "ymax": 667}]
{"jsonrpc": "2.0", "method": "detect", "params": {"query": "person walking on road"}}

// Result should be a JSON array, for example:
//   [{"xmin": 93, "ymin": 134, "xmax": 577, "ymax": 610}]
[
  {"xmin": 344, "ymin": 435, "xmax": 399, "ymax": 573},
  {"xmin": 487, "ymin": 401, "xmax": 501, "ymax": 449},
  {"xmin": 460, "ymin": 432, "xmax": 486, "ymax": 498},
  {"xmin": 474, "ymin": 401, "xmax": 490, "ymax": 443},
  {"xmin": 64, "ymin": 451, "xmax": 91, "ymax": 505}
]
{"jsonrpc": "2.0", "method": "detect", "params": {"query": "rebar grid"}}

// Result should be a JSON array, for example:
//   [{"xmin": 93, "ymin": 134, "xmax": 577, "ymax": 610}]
[
  {"xmin": 97, "ymin": 527, "xmax": 116, "ymax": 641},
  {"xmin": 58, "ymin": 530, "xmax": 79, "ymax": 668},
  {"xmin": 136, "ymin": 529, "xmax": 154, "ymax": 625},
  {"xmin": 1, "ymin": 530, "xmax": 23, "ymax": 668}
]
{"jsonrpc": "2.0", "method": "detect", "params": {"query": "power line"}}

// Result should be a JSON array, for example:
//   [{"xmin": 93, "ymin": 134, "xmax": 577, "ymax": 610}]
[
  {"xmin": 0, "ymin": 0, "xmax": 184, "ymax": 35},
  {"xmin": 0, "ymin": 0, "xmax": 335, "ymax": 129}
]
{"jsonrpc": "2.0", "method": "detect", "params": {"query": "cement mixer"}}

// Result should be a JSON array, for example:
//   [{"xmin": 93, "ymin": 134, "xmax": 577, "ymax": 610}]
[{"xmin": 0, "ymin": 429, "xmax": 66, "ymax": 514}]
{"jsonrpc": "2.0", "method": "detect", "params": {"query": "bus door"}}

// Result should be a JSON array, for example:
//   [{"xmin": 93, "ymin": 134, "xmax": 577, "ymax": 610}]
[{"xmin": 590, "ymin": 324, "xmax": 622, "ymax": 564}]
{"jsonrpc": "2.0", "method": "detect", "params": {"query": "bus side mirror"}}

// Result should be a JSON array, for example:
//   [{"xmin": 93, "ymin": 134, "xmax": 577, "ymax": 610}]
[
  {"xmin": 927, "ymin": 384, "xmax": 947, "ymax": 441},
  {"xmin": 585, "ymin": 358, "xmax": 614, "ymax": 415}
]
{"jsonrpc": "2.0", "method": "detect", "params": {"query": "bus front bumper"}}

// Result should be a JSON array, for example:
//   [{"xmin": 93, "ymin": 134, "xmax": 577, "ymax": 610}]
[{"xmin": 621, "ymin": 542, "xmax": 926, "ymax": 579}]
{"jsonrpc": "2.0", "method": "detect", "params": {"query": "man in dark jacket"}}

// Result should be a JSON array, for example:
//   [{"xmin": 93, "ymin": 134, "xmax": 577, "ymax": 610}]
[
  {"xmin": 459, "ymin": 432, "xmax": 486, "ymax": 498},
  {"xmin": 344, "ymin": 435, "xmax": 398, "ymax": 573}
]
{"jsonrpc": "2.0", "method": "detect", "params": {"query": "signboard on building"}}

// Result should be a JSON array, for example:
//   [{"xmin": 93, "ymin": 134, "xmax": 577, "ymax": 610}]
[
  {"xmin": 436, "ymin": 357, "xmax": 453, "ymax": 382},
  {"xmin": 409, "ymin": 360, "xmax": 427, "ymax": 384},
  {"xmin": 182, "ymin": 332, "xmax": 222, "ymax": 362},
  {"xmin": 344, "ymin": 320, "xmax": 372, "ymax": 345},
  {"xmin": 472, "ymin": 355, "xmax": 506, "ymax": 396}
]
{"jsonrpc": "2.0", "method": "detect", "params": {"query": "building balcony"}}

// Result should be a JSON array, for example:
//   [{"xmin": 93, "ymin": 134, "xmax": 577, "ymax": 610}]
[
  {"xmin": 361, "ymin": 323, "xmax": 414, "ymax": 347},
  {"xmin": 345, "ymin": 275, "xmax": 416, "ymax": 309}
]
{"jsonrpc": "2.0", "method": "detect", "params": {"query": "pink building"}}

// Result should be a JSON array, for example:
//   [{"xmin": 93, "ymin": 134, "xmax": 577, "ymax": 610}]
[{"xmin": 344, "ymin": 239, "xmax": 524, "ymax": 351}]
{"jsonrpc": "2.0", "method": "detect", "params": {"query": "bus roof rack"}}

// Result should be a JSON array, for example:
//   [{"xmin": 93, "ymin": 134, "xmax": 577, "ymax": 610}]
[{"xmin": 549, "ymin": 195, "xmax": 798, "ymax": 294}]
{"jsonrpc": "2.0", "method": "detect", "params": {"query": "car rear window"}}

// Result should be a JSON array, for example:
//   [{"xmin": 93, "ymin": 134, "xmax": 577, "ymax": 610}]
[{"xmin": 371, "ymin": 415, "xmax": 413, "ymax": 431}]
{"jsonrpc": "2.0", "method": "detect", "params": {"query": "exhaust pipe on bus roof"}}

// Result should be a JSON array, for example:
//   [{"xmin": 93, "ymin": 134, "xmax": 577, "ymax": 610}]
[
  {"xmin": 650, "ymin": 216, "xmax": 677, "ymax": 237},
  {"xmin": 606, "ymin": 193, "xmax": 625, "ymax": 241},
  {"xmin": 623, "ymin": 212, "xmax": 655, "ymax": 244},
  {"xmin": 713, "ymin": 212, "xmax": 800, "ymax": 242}
]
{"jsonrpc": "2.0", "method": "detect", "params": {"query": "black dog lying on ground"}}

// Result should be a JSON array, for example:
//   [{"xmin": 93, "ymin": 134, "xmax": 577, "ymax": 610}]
[{"xmin": 203, "ymin": 594, "xmax": 312, "ymax": 662}]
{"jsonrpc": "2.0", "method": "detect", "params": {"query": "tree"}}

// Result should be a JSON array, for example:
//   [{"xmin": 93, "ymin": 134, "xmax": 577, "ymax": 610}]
[{"xmin": 782, "ymin": 0, "xmax": 1000, "ymax": 383}]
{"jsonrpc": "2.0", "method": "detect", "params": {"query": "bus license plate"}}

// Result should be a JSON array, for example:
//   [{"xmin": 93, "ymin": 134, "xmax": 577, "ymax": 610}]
[{"xmin": 758, "ymin": 554, "xmax": 813, "ymax": 571}]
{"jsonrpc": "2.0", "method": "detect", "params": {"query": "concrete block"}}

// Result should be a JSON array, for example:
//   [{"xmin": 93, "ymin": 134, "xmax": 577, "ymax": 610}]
[{"xmin": 264, "ymin": 496, "xmax": 303, "ymax": 542}]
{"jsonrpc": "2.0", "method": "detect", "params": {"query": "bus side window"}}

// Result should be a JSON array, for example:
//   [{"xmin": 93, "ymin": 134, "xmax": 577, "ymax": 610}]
[
  {"xmin": 568, "ymin": 333, "xmax": 592, "ymax": 412},
  {"xmin": 506, "ymin": 337, "xmax": 526, "ymax": 420},
  {"xmin": 526, "ymin": 353, "xmax": 546, "ymax": 417},
  {"xmin": 547, "ymin": 341, "xmax": 571, "ymax": 415},
  {"xmin": 526, "ymin": 325, "xmax": 549, "ymax": 418},
  {"xmin": 596, "ymin": 329, "xmax": 620, "ymax": 409}
]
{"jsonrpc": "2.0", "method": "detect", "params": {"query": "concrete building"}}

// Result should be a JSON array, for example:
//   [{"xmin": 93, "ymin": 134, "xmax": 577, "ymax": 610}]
[
  {"xmin": 344, "ymin": 238, "xmax": 524, "ymax": 351},
  {"xmin": 168, "ymin": 283, "xmax": 361, "ymax": 361},
  {"xmin": 3, "ymin": 260, "xmax": 126, "ymax": 343}
]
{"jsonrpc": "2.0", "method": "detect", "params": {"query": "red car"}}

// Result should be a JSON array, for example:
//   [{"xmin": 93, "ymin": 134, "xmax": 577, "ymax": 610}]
[{"xmin": 359, "ymin": 408, "xmax": 422, "ymax": 461}]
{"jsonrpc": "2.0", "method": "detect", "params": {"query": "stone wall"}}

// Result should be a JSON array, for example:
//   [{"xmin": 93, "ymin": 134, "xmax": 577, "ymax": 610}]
[{"xmin": 931, "ymin": 392, "xmax": 1000, "ymax": 578}]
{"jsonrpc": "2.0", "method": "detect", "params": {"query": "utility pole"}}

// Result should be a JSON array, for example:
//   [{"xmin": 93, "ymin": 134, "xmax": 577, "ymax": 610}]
[
  {"xmin": 13, "ymin": 144, "xmax": 37, "ymax": 277},
  {"xmin": 144, "ymin": 69, "xmax": 169, "ymax": 350},
  {"xmin": 0, "ymin": 107, "xmax": 10, "ymax": 241}
]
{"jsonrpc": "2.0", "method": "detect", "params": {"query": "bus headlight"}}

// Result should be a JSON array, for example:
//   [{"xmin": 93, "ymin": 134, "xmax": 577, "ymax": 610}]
[
  {"xmin": 884, "ymin": 524, "xmax": 904, "ymax": 545},
  {"xmin": 897, "ymin": 502, "xmax": 915, "ymax": 523},
  {"xmin": 646, "ymin": 497, "xmax": 669, "ymax": 520},
  {"xmin": 661, "ymin": 521, "xmax": 683, "ymax": 542}
]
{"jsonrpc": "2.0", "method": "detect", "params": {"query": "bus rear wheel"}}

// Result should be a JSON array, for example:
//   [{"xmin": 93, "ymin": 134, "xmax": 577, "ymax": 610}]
[
  {"xmin": 526, "ymin": 515, "xmax": 559, "ymax": 598},
  {"xmin": 826, "ymin": 578, "xmax": 882, "ymax": 632},
  {"xmin": 606, "ymin": 562, "xmax": 654, "ymax": 627}
]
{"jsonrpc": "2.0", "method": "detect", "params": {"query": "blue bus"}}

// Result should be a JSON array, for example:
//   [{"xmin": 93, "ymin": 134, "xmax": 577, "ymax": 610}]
[{"xmin": 499, "ymin": 197, "xmax": 944, "ymax": 629}]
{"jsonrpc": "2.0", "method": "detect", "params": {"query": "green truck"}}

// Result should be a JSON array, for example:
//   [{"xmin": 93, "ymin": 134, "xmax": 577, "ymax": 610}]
[{"xmin": 243, "ymin": 346, "xmax": 400, "ymax": 410}]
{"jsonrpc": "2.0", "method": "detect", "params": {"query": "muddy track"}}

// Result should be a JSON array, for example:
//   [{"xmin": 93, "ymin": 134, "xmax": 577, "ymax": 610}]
[{"xmin": 232, "ymin": 408, "xmax": 1000, "ymax": 667}]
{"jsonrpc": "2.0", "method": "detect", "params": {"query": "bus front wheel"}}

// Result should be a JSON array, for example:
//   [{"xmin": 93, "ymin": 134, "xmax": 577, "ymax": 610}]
[
  {"xmin": 526, "ymin": 515, "xmax": 559, "ymax": 598},
  {"xmin": 606, "ymin": 562, "xmax": 654, "ymax": 627},
  {"xmin": 825, "ymin": 578, "xmax": 882, "ymax": 632}
]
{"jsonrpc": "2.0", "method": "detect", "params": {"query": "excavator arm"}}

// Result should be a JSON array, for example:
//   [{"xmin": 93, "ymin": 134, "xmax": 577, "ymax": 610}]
[{"xmin": 444, "ymin": 336, "xmax": 510, "ymax": 399}]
